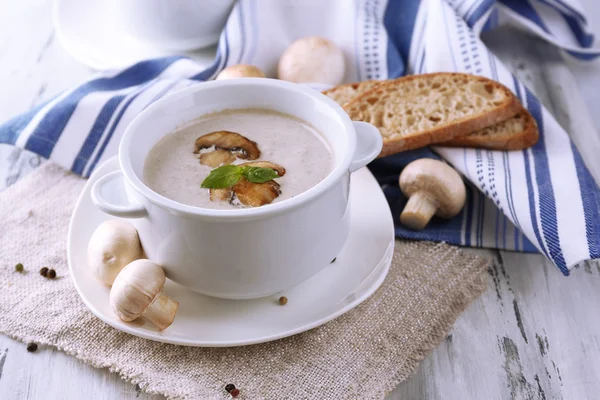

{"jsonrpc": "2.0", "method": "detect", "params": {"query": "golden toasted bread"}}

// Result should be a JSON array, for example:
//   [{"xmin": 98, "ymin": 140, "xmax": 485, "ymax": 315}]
[{"xmin": 343, "ymin": 73, "xmax": 520, "ymax": 156}]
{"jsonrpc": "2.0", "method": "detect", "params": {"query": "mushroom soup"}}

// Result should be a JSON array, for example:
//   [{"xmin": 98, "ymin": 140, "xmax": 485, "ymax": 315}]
[{"xmin": 143, "ymin": 108, "xmax": 334, "ymax": 209}]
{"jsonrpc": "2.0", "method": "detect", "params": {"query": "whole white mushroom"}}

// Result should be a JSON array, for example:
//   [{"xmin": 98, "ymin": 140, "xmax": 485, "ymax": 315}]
[
  {"xmin": 278, "ymin": 36, "xmax": 346, "ymax": 85},
  {"xmin": 216, "ymin": 64, "xmax": 266, "ymax": 80},
  {"xmin": 399, "ymin": 159, "xmax": 466, "ymax": 230},
  {"xmin": 110, "ymin": 259, "xmax": 179, "ymax": 330},
  {"xmin": 87, "ymin": 220, "xmax": 143, "ymax": 285}
]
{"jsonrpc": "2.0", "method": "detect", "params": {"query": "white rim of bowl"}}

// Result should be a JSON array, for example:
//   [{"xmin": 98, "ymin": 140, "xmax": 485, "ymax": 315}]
[{"xmin": 118, "ymin": 78, "xmax": 357, "ymax": 220}]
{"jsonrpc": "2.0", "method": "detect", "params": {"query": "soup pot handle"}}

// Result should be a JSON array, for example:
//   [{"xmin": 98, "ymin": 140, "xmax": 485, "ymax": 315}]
[
  {"xmin": 91, "ymin": 170, "xmax": 147, "ymax": 218},
  {"xmin": 349, "ymin": 121, "xmax": 383, "ymax": 173}
]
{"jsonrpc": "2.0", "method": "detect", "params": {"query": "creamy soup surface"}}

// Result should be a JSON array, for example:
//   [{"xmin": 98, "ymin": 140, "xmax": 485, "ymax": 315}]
[{"xmin": 143, "ymin": 108, "xmax": 334, "ymax": 209}]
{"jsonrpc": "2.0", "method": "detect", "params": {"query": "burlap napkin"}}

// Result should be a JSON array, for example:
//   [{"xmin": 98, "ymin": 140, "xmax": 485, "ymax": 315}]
[{"xmin": 0, "ymin": 162, "xmax": 488, "ymax": 399}]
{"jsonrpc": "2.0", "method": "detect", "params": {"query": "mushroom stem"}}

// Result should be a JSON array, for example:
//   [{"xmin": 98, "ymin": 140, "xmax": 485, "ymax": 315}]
[
  {"xmin": 400, "ymin": 192, "xmax": 438, "ymax": 230},
  {"xmin": 144, "ymin": 292, "xmax": 179, "ymax": 330}
]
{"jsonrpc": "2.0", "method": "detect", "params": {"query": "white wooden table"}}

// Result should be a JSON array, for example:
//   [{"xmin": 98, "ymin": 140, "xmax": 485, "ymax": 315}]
[{"xmin": 1, "ymin": 1, "xmax": 600, "ymax": 399}]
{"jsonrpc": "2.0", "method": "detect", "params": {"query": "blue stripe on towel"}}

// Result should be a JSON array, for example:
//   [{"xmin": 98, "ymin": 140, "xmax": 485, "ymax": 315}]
[
  {"xmin": 562, "ymin": 13, "xmax": 594, "ymax": 47},
  {"xmin": 71, "ymin": 94, "xmax": 126, "ymax": 175},
  {"xmin": 478, "ymin": 191, "xmax": 486, "ymax": 247},
  {"xmin": 482, "ymin": 8, "xmax": 499, "ymax": 32},
  {"xmin": 571, "ymin": 142, "xmax": 600, "ymax": 259},
  {"xmin": 191, "ymin": 36, "xmax": 226, "ymax": 81},
  {"xmin": 464, "ymin": 184, "xmax": 475, "ymax": 246},
  {"xmin": 465, "ymin": 0, "xmax": 495, "ymax": 27},
  {"xmin": 383, "ymin": 0, "xmax": 420, "ymax": 68},
  {"xmin": 191, "ymin": 14, "xmax": 231, "ymax": 81},
  {"xmin": 522, "ymin": 148, "xmax": 547, "ymax": 256},
  {"xmin": 24, "ymin": 57, "xmax": 182, "ymax": 158},
  {"xmin": 84, "ymin": 86, "xmax": 153, "ymax": 176},
  {"xmin": 565, "ymin": 50, "xmax": 600, "ymax": 61},
  {"xmin": 525, "ymin": 90, "xmax": 569, "ymax": 274},
  {"xmin": 386, "ymin": 30, "xmax": 405, "ymax": 78}
]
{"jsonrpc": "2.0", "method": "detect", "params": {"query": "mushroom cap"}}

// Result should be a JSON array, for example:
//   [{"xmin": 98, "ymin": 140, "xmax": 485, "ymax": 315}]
[
  {"xmin": 216, "ymin": 64, "xmax": 266, "ymax": 80},
  {"xmin": 278, "ymin": 36, "xmax": 345, "ymax": 85},
  {"xmin": 399, "ymin": 159, "xmax": 466, "ymax": 218},
  {"xmin": 232, "ymin": 178, "xmax": 282, "ymax": 207},
  {"xmin": 87, "ymin": 220, "xmax": 142, "ymax": 285},
  {"xmin": 110, "ymin": 259, "xmax": 166, "ymax": 322},
  {"xmin": 194, "ymin": 131, "xmax": 260, "ymax": 161}
]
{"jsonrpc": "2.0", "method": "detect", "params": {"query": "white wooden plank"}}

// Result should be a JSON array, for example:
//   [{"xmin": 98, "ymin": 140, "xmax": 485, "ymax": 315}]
[
  {"xmin": 0, "ymin": 336, "xmax": 160, "ymax": 400},
  {"xmin": 393, "ymin": 250, "xmax": 600, "ymax": 400}
]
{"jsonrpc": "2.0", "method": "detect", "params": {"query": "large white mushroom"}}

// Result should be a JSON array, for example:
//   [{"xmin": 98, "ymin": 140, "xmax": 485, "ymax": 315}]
[
  {"xmin": 399, "ymin": 159, "xmax": 466, "ymax": 230},
  {"xmin": 216, "ymin": 64, "xmax": 266, "ymax": 80},
  {"xmin": 110, "ymin": 259, "xmax": 179, "ymax": 330},
  {"xmin": 277, "ymin": 36, "xmax": 346, "ymax": 85},
  {"xmin": 87, "ymin": 220, "xmax": 143, "ymax": 285}
]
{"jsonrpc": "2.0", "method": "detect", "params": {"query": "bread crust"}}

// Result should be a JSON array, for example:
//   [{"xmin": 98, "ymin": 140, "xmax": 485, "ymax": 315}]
[
  {"xmin": 322, "ymin": 80, "xmax": 383, "ymax": 105},
  {"xmin": 439, "ymin": 108, "xmax": 539, "ymax": 150}
]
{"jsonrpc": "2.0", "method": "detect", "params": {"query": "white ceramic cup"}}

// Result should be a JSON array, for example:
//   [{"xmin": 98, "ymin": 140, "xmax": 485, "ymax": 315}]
[
  {"xmin": 91, "ymin": 79, "xmax": 382, "ymax": 299},
  {"xmin": 109, "ymin": 0, "xmax": 235, "ymax": 51}
]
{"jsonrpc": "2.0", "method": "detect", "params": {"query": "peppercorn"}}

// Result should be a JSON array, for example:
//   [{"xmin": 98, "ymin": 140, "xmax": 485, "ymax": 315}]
[
  {"xmin": 40, "ymin": 267, "xmax": 49, "ymax": 277},
  {"xmin": 47, "ymin": 269, "xmax": 56, "ymax": 279},
  {"xmin": 26, "ymin": 343, "xmax": 38, "ymax": 352},
  {"xmin": 279, "ymin": 296, "xmax": 288, "ymax": 306},
  {"xmin": 225, "ymin": 384, "xmax": 236, "ymax": 393},
  {"xmin": 15, "ymin": 263, "xmax": 24, "ymax": 272},
  {"xmin": 330, "ymin": 257, "xmax": 337, "ymax": 263},
  {"xmin": 230, "ymin": 388, "xmax": 240, "ymax": 397}
]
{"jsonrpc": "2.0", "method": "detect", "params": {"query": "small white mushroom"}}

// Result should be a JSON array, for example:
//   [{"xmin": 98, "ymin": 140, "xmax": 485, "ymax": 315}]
[
  {"xmin": 278, "ymin": 36, "xmax": 345, "ymax": 85},
  {"xmin": 110, "ymin": 259, "xmax": 179, "ymax": 330},
  {"xmin": 216, "ymin": 64, "xmax": 266, "ymax": 80},
  {"xmin": 399, "ymin": 159, "xmax": 466, "ymax": 230},
  {"xmin": 87, "ymin": 220, "xmax": 143, "ymax": 285}
]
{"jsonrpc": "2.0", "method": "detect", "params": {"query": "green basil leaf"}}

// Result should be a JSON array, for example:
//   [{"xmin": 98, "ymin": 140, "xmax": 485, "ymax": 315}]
[
  {"xmin": 242, "ymin": 167, "xmax": 280, "ymax": 183},
  {"xmin": 201, "ymin": 165, "xmax": 243, "ymax": 188}
]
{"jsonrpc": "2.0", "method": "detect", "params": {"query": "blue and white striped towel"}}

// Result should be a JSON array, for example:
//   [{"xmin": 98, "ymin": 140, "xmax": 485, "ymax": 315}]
[{"xmin": 1, "ymin": 0, "xmax": 599, "ymax": 275}]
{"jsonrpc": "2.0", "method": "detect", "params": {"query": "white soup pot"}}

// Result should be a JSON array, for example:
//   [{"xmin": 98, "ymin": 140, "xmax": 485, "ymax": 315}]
[{"xmin": 91, "ymin": 78, "xmax": 382, "ymax": 299}]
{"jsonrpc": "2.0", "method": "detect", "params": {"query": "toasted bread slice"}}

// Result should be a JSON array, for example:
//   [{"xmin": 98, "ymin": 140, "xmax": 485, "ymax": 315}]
[
  {"xmin": 322, "ymin": 80, "xmax": 383, "ymax": 106},
  {"xmin": 343, "ymin": 73, "xmax": 520, "ymax": 157},
  {"xmin": 327, "ymin": 78, "xmax": 536, "ymax": 151},
  {"xmin": 440, "ymin": 108, "xmax": 538, "ymax": 150}
]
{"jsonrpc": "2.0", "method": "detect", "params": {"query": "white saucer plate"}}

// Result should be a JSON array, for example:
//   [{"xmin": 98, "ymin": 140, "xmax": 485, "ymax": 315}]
[
  {"xmin": 53, "ymin": 0, "xmax": 217, "ymax": 70},
  {"xmin": 68, "ymin": 157, "xmax": 394, "ymax": 347}
]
